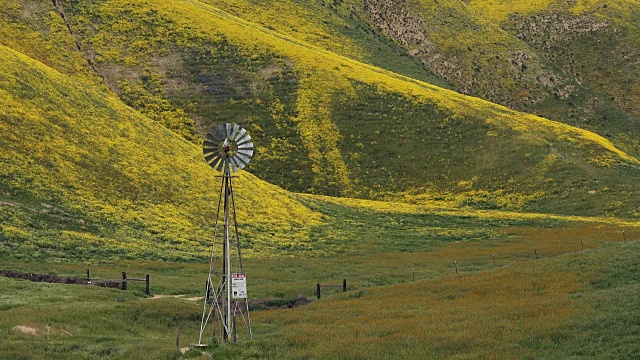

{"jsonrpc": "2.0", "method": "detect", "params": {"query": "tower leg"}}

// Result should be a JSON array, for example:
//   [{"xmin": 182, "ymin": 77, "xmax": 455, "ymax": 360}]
[{"xmin": 224, "ymin": 174, "xmax": 232, "ymax": 342}]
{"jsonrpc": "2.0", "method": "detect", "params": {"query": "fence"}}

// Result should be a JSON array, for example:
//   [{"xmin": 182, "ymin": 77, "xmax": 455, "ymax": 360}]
[
  {"xmin": 86, "ymin": 269, "xmax": 150, "ymax": 295},
  {"xmin": 0, "ymin": 268, "xmax": 151, "ymax": 295},
  {"xmin": 327, "ymin": 232, "xmax": 635, "ymax": 293},
  {"xmin": 317, "ymin": 279, "xmax": 347, "ymax": 299}
]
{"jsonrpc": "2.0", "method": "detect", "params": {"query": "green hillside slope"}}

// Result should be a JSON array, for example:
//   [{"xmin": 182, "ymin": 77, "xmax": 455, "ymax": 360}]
[
  {"xmin": 349, "ymin": 0, "xmax": 640, "ymax": 155},
  {"xmin": 466, "ymin": 0, "xmax": 640, "ymax": 120},
  {"xmin": 49, "ymin": 0, "xmax": 640, "ymax": 216},
  {"xmin": 162, "ymin": 0, "xmax": 640, "ymax": 159},
  {"xmin": 193, "ymin": 0, "xmax": 450, "ymax": 88},
  {"xmin": 0, "ymin": 45, "xmax": 321, "ymax": 261}
]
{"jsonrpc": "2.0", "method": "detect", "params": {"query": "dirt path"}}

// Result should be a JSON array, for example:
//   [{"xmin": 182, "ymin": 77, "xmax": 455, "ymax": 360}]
[{"xmin": 149, "ymin": 294, "xmax": 202, "ymax": 302}]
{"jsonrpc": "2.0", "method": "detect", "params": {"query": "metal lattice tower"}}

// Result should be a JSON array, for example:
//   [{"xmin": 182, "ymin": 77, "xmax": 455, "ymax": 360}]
[{"xmin": 196, "ymin": 123, "xmax": 254, "ymax": 346}]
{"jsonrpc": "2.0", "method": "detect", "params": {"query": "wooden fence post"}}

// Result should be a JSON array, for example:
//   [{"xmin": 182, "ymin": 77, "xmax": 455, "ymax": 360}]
[
  {"xmin": 121, "ymin": 272, "xmax": 127, "ymax": 290},
  {"xmin": 317, "ymin": 283, "xmax": 321, "ymax": 299},
  {"xmin": 86, "ymin": 268, "xmax": 90, "ymax": 281},
  {"xmin": 534, "ymin": 248, "xmax": 538, "ymax": 260},
  {"xmin": 175, "ymin": 314, "xmax": 180, "ymax": 350},
  {"xmin": 492, "ymin": 254, "xmax": 496, "ymax": 267},
  {"xmin": 623, "ymin": 231, "xmax": 627, "ymax": 243},
  {"xmin": 581, "ymin": 239, "xmax": 584, "ymax": 251},
  {"xmin": 343, "ymin": 279, "xmax": 347, "ymax": 292},
  {"xmin": 455, "ymin": 261, "xmax": 458, "ymax": 274},
  {"xmin": 145, "ymin": 274, "xmax": 150, "ymax": 295}
]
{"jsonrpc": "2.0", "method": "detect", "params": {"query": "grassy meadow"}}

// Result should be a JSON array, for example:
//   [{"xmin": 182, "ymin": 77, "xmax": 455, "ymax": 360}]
[
  {"xmin": 2, "ymin": 191, "xmax": 639, "ymax": 358},
  {"xmin": 238, "ymin": 239, "xmax": 640, "ymax": 359},
  {"xmin": 1, "ymin": 224, "xmax": 638, "ymax": 359}
]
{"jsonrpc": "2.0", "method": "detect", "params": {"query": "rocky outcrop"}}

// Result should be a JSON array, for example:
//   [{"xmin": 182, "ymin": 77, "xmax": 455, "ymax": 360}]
[
  {"xmin": 363, "ymin": 0, "xmax": 458, "ymax": 90},
  {"xmin": 515, "ymin": 13, "xmax": 611, "ymax": 39},
  {"xmin": 361, "ymin": 0, "xmax": 576, "ymax": 107}
]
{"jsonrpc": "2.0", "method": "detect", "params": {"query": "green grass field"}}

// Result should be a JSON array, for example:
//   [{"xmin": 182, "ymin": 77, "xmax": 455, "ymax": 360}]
[{"xmin": 2, "ymin": 230, "xmax": 639, "ymax": 359}]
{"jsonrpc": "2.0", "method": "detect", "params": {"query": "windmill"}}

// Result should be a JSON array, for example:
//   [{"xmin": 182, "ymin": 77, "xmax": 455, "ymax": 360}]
[{"xmin": 196, "ymin": 123, "xmax": 254, "ymax": 345}]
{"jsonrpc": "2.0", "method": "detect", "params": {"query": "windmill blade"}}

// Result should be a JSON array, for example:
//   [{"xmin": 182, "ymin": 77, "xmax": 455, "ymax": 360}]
[
  {"xmin": 237, "ymin": 143, "xmax": 253, "ymax": 151},
  {"xmin": 216, "ymin": 158, "xmax": 226, "ymax": 172},
  {"xmin": 216, "ymin": 124, "xmax": 225, "ymax": 139},
  {"xmin": 230, "ymin": 124, "xmax": 240, "ymax": 140},
  {"xmin": 203, "ymin": 146, "xmax": 217, "ymax": 157},
  {"xmin": 202, "ymin": 140, "xmax": 218, "ymax": 151},
  {"xmin": 212, "ymin": 133, "xmax": 225, "ymax": 143},
  {"xmin": 234, "ymin": 128, "xmax": 246, "ymax": 141},
  {"xmin": 232, "ymin": 154, "xmax": 248, "ymax": 168},
  {"xmin": 237, "ymin": 149, "xmax": 253, "ymax": 157},
  {"xmin": 235, "ymin": 153, "xmax": 251, "ymax": 166},
  {"xmin": 215, "ymin": 125, "xmax": 227, "ymax": 138},
  {"xmin": 203, "ymin": 140, "xmax": 217, "ymax": 148},
  {"xmin": 229, "ymin": 157, "xmax": 239, "ymax": 173},
  {"xmin": 203, "ymin": 148, "xmax": 216, "ymax": 157},
  {"xmin": 210, "ymin": 157, "xmax": 223, "ymax": 170},
  {"xmin": 225, "ymin": 123, "xmax": 233, "ymax": 139},
  {"xmin": 206, "ymin": 132, "xmax": 221, "ymax": 142},
  {"xmin": 237, "ymin": 136, "xmax": 252, "ymax": 147},
  {"xmin": 235, "ymin": 156, "xmax": 249, "ymax": 170},
  {"xmin": 204, "ymin": 152, "xmax": 218, "ymax": 163},
  {"xmin": 210, "ymin": 158, "xmax": 223, "ymax": 170},
  {"xmin": 205, "ymin": 153, "xmax": 221, "ymax": 165},
  {"xmin": 236, "ymin": 134, "xmax": 251, "ymax": 146}
]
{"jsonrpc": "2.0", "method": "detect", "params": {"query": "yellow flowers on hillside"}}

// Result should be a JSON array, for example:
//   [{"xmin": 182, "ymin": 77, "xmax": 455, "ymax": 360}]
[
  {"xmin": 0, "ymin": 45, "xmax": 321, "ymax": 260},
  {"xmin": 294, "ymin": 75, "xmax": 353, "ymax": 195}
]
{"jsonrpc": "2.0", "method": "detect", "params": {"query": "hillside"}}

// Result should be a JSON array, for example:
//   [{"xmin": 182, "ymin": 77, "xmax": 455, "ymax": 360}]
[
  {"xmin": 466, "ymin": 0, "xmax": 640, "ymax": 124},
  {"xmin": 1, "ymin": 0, "xmax": 639, "ymax": 264},
  {"xmin": 28, "ymin": 0, "xmax": 638, "ymax": 217},
  {"xmin": 174, "ymin": 0, "xmax": 640, "ymax": 160},
  {"xmin": 0, "ymin": 44, "xmax": 321, "ymax": 261},
  {"xmin": 354, "ymin": 0, "xmax": 640, "ymax": 155}
]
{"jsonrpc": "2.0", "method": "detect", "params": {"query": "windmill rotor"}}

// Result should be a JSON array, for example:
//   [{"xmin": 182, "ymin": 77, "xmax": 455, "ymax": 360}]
[{"xmin": 203, "ymin": 123, "xmax": 254, "ymax": 174}]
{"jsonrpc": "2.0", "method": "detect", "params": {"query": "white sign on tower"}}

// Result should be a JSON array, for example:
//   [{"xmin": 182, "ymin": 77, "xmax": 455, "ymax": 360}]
[{"xmin": 231, "ymin": 273, "xmax": 247, "ymax": 299}]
